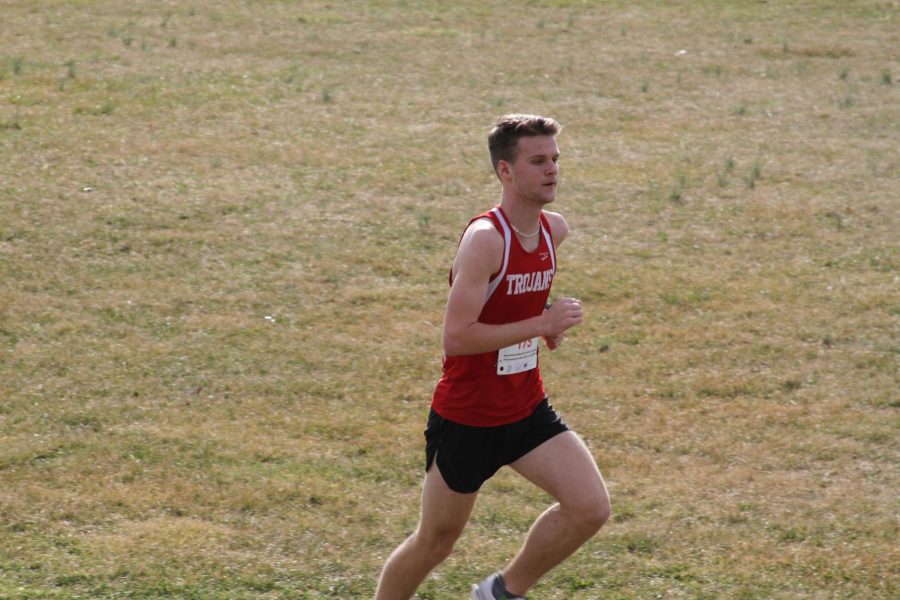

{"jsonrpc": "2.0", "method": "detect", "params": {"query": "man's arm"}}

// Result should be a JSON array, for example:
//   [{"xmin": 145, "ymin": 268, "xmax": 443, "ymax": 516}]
[
  {"xmin": 543, "ymin": 210, "xmax": 569, "ymax": 249},
  {"xmin": 442, "ymin": 219, "xmax": 582, "ymax": 357},
  {"xmin": 542, "ymin": 211, "xmax": 572, "ymax": 350}
]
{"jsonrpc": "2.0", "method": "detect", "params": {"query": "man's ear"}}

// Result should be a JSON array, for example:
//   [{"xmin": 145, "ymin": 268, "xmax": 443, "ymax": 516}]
[{"xmin": 497, "ymin": 159, "xmax": 512, "ymax": 180}]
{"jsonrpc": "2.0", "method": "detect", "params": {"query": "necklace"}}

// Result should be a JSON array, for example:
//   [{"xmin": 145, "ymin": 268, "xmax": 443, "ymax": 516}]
[{"xmin": 510, "ymin": 222, "xmax": 541, "ymax": 237}]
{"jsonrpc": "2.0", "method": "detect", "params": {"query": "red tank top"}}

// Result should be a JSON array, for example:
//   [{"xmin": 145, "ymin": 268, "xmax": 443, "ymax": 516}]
[{"xmin": 431, "ymin": 206, "xmax": 556, "ymax": 427}]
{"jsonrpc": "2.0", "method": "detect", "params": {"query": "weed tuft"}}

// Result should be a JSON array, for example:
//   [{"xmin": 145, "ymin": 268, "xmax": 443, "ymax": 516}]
[
  {"xmin": 777, "ymin": 526, "xmax": 807, "ymax": 543},
  {"xmin": 417, "ymin": 212, "xmax": 431, "ymax": 233},
  {"xmin": 74, "ymin": 101, "xmax": 115, "ymax": 116},
  {"xmin": 745, "ymin": 160, "xmax": 762, "ymax": 188},
  {"xmin": 782, "ymin": 379, "xmax": 802, "ymax": 392},
  {"xmin": 1, "ymin": 107, "xmax": 22, "ymax": 130},
  {"xmin": 625, "ymin": 534, "xmax": 658, "ymax": 555},
  {"xmin": 822, "ymin": 211, "xmax": 844, "ymax": 230},
  {"xmin": 61, "ymin": 413, "xmax": 103, "ymax": 432},
  {"xmin": 668, "ymin": 174, "xmax": 686, "ymax": 205},
  {"xmin": 881, "ymin": 70, "xmax": 892, "ymax": 85}
]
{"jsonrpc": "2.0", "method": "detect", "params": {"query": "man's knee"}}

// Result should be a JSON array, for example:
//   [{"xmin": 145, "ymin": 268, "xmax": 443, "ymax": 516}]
[
  {"xmin": 590, "ymin": 496, "xmax": 612, "ymax": 531},
  {"xmin": 567, "ymin": 493, "xmax": 611, "ymax": 534},
  {"xmin": 414, "ymin": 527, "xmax": 461, "ymax": 563}
]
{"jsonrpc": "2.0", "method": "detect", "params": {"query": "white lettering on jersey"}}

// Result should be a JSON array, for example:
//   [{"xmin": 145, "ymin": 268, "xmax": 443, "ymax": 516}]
[{"xmin": 505, "ymin": 268, "xmax": 554, "ymax": 296}]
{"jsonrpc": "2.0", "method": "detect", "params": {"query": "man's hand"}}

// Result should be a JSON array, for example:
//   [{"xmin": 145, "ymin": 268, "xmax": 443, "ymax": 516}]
[
  {"xmin": 543, "ymin": 331, "xmax": 566, "ymax": 350},
  {"xmin": 542, "ymin": 297, "xmax": 583, "ymax": 339}
]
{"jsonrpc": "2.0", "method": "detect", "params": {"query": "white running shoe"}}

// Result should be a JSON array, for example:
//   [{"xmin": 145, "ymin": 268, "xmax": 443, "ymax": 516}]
[{"xmin": 470, "ymin": 572, "xmax": 525, "ymax": 599}]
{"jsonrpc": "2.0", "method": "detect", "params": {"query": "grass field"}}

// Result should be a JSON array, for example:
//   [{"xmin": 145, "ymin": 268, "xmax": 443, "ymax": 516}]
[{"xmin": 1, "ymin": 1, "xmax": 898, "ymax": 598}]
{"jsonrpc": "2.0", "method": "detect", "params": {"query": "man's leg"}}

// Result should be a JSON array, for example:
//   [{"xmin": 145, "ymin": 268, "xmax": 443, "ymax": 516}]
[
  {"xmin": 375, "ymin": 465, "xmax": 478, "ymax": 600},
  {"xmin": 501, "ymin": 431, "xmax": 610, "ymax": 596}
]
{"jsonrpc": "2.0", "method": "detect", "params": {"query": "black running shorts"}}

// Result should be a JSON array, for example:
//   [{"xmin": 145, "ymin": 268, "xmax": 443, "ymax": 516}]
[{"xmin": 424, "ymin": 398, "xmax": 570, "ymax": 494}]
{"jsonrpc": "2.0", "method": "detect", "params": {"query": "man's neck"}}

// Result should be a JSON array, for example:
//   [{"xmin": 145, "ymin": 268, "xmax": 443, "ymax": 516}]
[{"xmin": 499, "ymin": 195, "xmax": 544, "ymax": 232}]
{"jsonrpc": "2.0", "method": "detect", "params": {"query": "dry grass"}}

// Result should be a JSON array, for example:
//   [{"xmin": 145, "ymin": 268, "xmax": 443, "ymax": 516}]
[{"xmin": 1, "ymin": 1, "xmax": 898, "ymax": 598}]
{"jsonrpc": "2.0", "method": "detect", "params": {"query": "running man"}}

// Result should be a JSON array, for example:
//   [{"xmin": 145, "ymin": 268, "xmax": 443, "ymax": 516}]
[{"xmin": 375, "ymin": 114, "xmax": 610, "ymax": 600}]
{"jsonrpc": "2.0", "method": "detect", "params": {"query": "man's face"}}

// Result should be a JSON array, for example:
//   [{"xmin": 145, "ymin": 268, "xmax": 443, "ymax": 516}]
[{"xmin": 502, "ymin": 135, "xmax": 560, "ymax": 205}]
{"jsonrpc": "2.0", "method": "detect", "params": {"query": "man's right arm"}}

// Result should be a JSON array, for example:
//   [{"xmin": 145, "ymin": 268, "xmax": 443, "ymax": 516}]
[{"xmin": 442, "ymin": 222, "xmax": 582, "ymax": 357}]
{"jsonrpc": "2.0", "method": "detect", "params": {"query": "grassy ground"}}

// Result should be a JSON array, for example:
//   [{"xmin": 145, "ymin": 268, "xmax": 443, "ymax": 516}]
[{"xmin": 1, "ymin": 1, "xmax": 898, "ymax": 598}]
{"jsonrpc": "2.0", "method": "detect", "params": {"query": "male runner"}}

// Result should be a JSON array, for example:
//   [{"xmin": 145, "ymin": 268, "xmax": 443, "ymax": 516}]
[{"xmin": 375, "ymin": 114, "xmax": 610, "ymax": 600}]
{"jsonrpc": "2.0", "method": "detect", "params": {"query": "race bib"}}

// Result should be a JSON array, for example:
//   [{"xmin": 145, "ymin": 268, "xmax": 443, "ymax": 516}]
[{"xmin": 497, "ymin": 337, "xmax": 539, "ymax": 375}]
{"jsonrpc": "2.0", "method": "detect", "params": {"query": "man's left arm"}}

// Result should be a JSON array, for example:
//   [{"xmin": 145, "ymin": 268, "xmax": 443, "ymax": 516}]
[{"xmin": 543, "ymin": 211, "xmax": 572, "ymax": 351}]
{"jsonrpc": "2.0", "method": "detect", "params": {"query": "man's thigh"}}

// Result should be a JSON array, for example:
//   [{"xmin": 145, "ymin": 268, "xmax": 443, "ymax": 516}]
[
  {"xmin": 417, "ymin": 463, "xmax": 479, "ymax": 541},
  {"xmin": 508, "ymin": 431, "xmax": 608, "ymax": 509}
]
